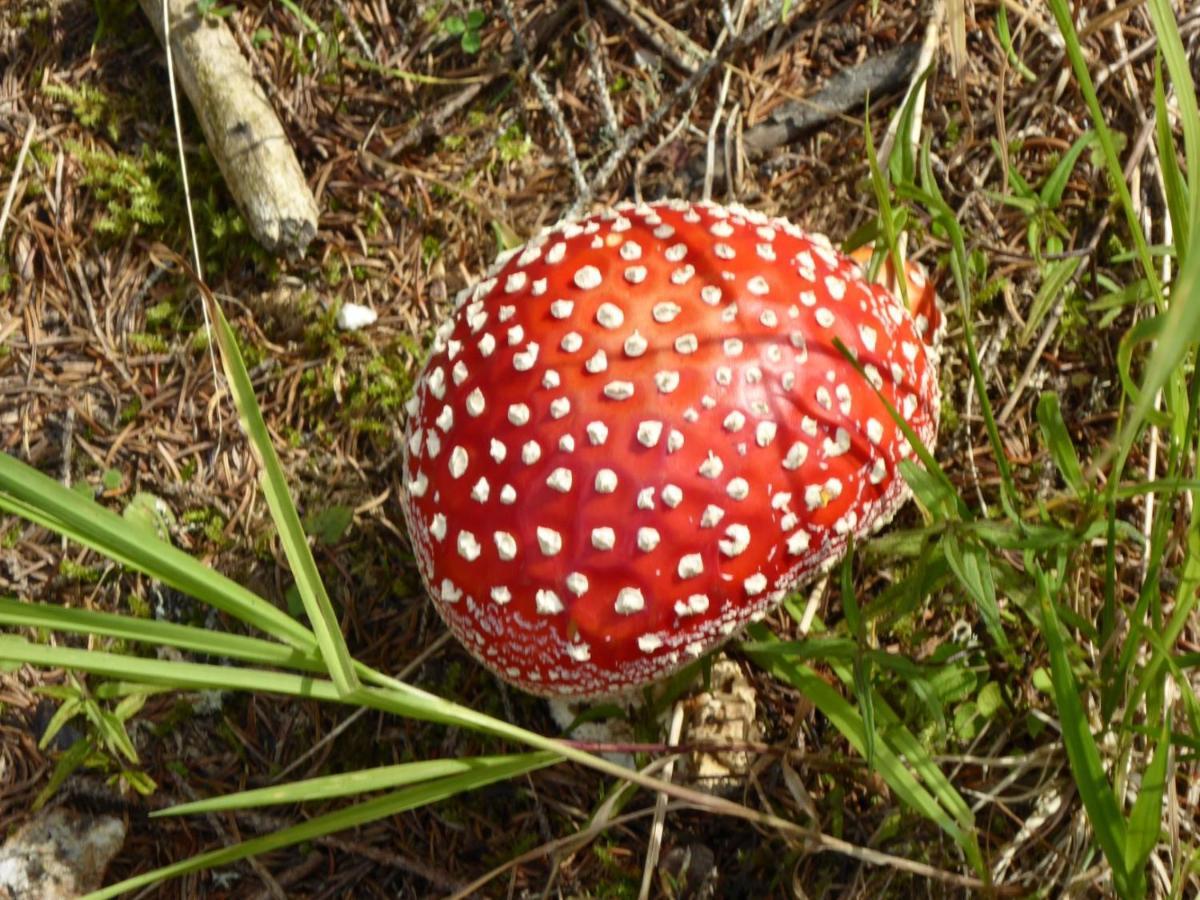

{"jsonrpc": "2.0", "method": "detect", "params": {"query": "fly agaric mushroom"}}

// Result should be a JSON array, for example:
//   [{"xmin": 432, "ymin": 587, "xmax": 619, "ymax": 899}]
[{"xmin": 400, "ymin": 200, "xmax": 940, "ymax": 699}]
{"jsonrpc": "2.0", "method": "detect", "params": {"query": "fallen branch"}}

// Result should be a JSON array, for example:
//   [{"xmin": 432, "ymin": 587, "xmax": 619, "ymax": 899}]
[
  {"xmin": 745, "ymin": 44, "xmax": 921, "ymax": 157},
  {"xmin": 139, "ymin": 0, "xmax": 319, "ymax": 258}
]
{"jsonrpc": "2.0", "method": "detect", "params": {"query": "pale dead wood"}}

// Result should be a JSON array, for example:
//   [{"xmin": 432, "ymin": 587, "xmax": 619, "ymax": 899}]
[{"xmin": 138, "ymin": 0, "xmax": 319, "ymax": 258}]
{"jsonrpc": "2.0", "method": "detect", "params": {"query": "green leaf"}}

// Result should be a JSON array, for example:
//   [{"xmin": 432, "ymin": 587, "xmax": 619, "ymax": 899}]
[
  {"xmin": 1125, "ymin": 720, "xmax": 1169, "ymax": 883},
  {"xmin": 1115, "ymin": 315, "xmax": 1173, "ymax": 429},
  {"xmin": 1036, "ymin": 568, "xmax": 1131, "ymax": 894},
  {"xmin": 899, "ymin": 460, "xmax": 956, "ymax": 521},
  {"xmin": 1146, "ymin": 0, "xmax": 1200, "ymax": 233},
  {"xmin": 1039, "ymin": 131, "xmax": 1097, "ymax": 209},
  {"xmin": 976, "ymin": 682, "xmax": 1005, "ymax": 719},
  {"xmin": 102, "ymin": 468, "xmax": 123, "ymax": 491},
  {"xmin": 1036, "ymin": 393, "xmax": 1086, "ymax": 496},
  {"xmin": 461, "ymin": 29, "xmax": 481, "ymax": 54},
  {"xmin": 122, "ymin": 491, "xmax": 176, "ymax": 540},
  {"xmin": 443, "ymin": 15, "xmax": 466, "ymax": 35},
  {"xmin": 995, "ymin": 2, "xmax": 1036, "ymax": 81},
  {"xmin": 207, "ymin": 300, "xmax": 360, "ymax": 696},
  {"xmin": 33, "ymin": 737, "xmax": 93, "ymax": 811},
  {"xmin": 743, "ymin": 624, "xmax": 982, "ymax": 873},
  {"xmin": 38, "ymin": 695, "xmax": 83, "ymax": 751},
  {"xmin": 1020, "ymin": 256, "xmax": 1080, "ymax": 346},
  {"xmin": 1047, "ymin": 0, "xmax": 1174, "ymax": 467},
  {"xmin": 1153, "ymin": 60, "xmax": 1189, "ymax": 259},
  {"xmin": 943, "ymin": 534, "xmax": 1011, "ymax": 657},
  {"xmin": 304, "ymin": 504, "xmax": 353, "ymax": 545},
  {"xmin": 466, "ymin": 9, "xmax": 486, "ymax": 29}
]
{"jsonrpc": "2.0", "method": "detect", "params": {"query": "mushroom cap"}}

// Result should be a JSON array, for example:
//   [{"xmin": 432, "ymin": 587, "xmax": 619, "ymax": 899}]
[{"xmin": 400, "ymin": 200, "xmax": 940, "ymax": 699}]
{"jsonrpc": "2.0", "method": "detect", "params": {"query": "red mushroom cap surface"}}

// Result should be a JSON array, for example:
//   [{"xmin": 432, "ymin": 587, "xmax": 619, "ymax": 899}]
[{"xmin": 400, "ymin": 200, "xmax": 940, "ymax": 699}]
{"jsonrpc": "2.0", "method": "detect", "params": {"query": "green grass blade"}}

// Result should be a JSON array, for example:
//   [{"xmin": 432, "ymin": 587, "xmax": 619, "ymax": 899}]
[
  {"xmin": 155, "ymin": 752, "xmax": 557, "ymax": 816},
  {"xmin": 995, "ymin": 3, "xmax": 1036, "ymax": 82},
  {"xmin": 743, "ymin": 624, "xmax": 982, "ymax": 873},
  {"xmin": 1035, "ymin": 567, "xmax": 1130, "ymax": 893},
  {"xmin": 839, "ymin": 546, "xmax": 877, "ymax": 770},
  {"xmin": 1146, "ymin": 0, "xmax": 1200, "ymax": 231},
  {"xmin": 942, "ymin": 534, "xmax": 1011, "ymax": 658},
  {"xmin": 207, "ymin": 299, "xmax": 360, "ymax": 695},
  {"xmin": 1045, "ymin": 0, "xmax": 1161, "ymax": 301},
  {"xmin": 1047, "ymin": 0, "xmax": 1192, "ymax": 468},
  {"xmin": 1021, "ymin": 256, "xmax": 1080, "ymax": 346},
  {"xmin": 1036, "ymin": 392, "xmax": 1087, "ymax": 496},
  {"xmin": 0, "ymin": 455, "xmax": 315, "ymax": 654},
  {"xmin": 0, "ymin": 598, "xmax": 322, "ymax": 672},
  {"xmin": 84, "ymin": 753, "xmax": 557, "ymax": 899},
  {"xmin": 911, "ymin": 139, "xmax": 1021, "ymax": 519},
  {"xmin": 1154, "ymin": 59, "xmax": 1190, "ymax": 257},
  {"xmin": 1039, "ymin": 131, "xmax": 1097, "ymax": 209},
  {"xmin": 1125, "ymin": 719, "xmax": 1168, "ymax": 888}
]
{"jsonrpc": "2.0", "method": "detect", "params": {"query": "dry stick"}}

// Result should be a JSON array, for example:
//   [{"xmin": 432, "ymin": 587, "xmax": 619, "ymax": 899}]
[
  {"xmin": 600, "ymin": 0, "xmax": 706, "ymax": 73},
  {"xmin": 0, "ymin": 116, "xmax": 35, "ymax": 249},
  {"xmin": 703, "ymin": 65, "xmax": 735, "ymax": 202},
  {"xmin": 498, "ymin": 0, "xmax": 590, "ymax": 207},
  {"xmin": 637, "ymin": 701, "xmax": 685, "ymax": 900},
  {"xmin": 724, "ymin": 102, "xmax": 741, "ymax": 201},
  {"xmin": 332, "ymin": 0, "xmax": 375, "ymax": 62},
  {"xmin": 583, "ymin": 0, "xmax": 793, "ymax": 211},
  {"xmin": 138, "ymin": 0, "xmax": 319, "ymax": 258},
  {"xmin": 697, "ymin": 45, "xmax": 922, "ymax": 185},
  {"xmin": 581, "ymin": 6, "xmax": 621, "ymax": 141}
]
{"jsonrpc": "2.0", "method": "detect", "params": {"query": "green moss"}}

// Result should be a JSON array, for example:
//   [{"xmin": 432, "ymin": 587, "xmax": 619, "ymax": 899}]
[
  {"xmin": 128, "ymin": 332, "xmax": 168, "ymax": 353},
  {"xmin": 59, "ymin": 559, "xmax": 103, "ymax": 583},
  {"xmin": 45, "ymin": 83, "xmax": 123, "ymax": 141},
  {"xmin": 182, "ymin": 507, "xmax": 230, "ymax": 547},
  {"xmin": 2, "ymin": 525, "xmax": 21, "ymax": 549},
  {"xmin": 68, "ymin": 140, "xmax": 173, "ymax": 237}
]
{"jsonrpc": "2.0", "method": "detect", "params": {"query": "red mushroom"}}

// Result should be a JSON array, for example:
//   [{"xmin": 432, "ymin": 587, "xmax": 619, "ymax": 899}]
[{"xmin": 400, "ymin": 200, "xmax": 940, "ymax": 699}]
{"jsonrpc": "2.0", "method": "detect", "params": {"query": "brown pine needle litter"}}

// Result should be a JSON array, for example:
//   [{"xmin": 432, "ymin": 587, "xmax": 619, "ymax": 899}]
[{"xmin": 1, "ymin": 0, "xmax": 1198, "ymax": 897}]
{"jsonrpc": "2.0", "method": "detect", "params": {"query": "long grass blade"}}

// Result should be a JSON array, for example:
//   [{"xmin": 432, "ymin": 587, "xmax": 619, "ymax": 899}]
[
  {"xmin": 206, "ymin": 298, "xmax": 360, "ymax": 695},
  {"xmin": 1035, "ymin": 567, "xmax": 1130, "ymax": 894},
  {"xmin": 84, "ymin": 753, "xmax": 557, "ymax": 899},
  {"xmin": 0, "ymin": 455, "xmax": 315, "ymax": 653},
  {"xmin": 0, "ymin": 598, "xmax": 322, "ymax": 672},
  {"xmin": 155, "ymin": 752, "xmax": 557, "ymax": 816},
  {"xmin": 742, "ymin": 624, "xmax": 982, "ymax": 873}
]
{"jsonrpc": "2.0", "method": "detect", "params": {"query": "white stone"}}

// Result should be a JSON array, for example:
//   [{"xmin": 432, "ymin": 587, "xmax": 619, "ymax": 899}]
[{"xmin": 335, "ymin": 302, "xmax": 378, "ymax": 331}]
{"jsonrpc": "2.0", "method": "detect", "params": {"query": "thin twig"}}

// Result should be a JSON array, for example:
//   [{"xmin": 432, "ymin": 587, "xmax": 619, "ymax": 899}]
[
  {"xmin": 581, "ymin": 0, "xmax": 794, "ymax": 212},
  {"xmin": 581, "ymin": 5, "xmax": 621, "ymax": 141},
  {"xmin": 0, "ymin": 116, "xmax": 36, "ymax": 249},
  {"xmin": 499, "ymin": 0, "xmax": 590, "ymax": 206},
  {"xmin": 638, "ymin": 700, "xmax": 685, "ymax": 900},
  {"xmin": 160, "ymin": 0, "xmax": 224, "ymax": 439},
  {"xmin": 332, "ymin": 0, "xmax": 375, "ymax": 62},
  {"xmin": 599, "ymin": 0, "xmax": 706, "ymax": 72}
]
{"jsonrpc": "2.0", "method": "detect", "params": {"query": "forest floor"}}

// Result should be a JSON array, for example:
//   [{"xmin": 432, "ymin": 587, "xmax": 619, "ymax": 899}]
[{"xmin": 1, "ymin": 0, "xmax": 1198, "ymax": 897}]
